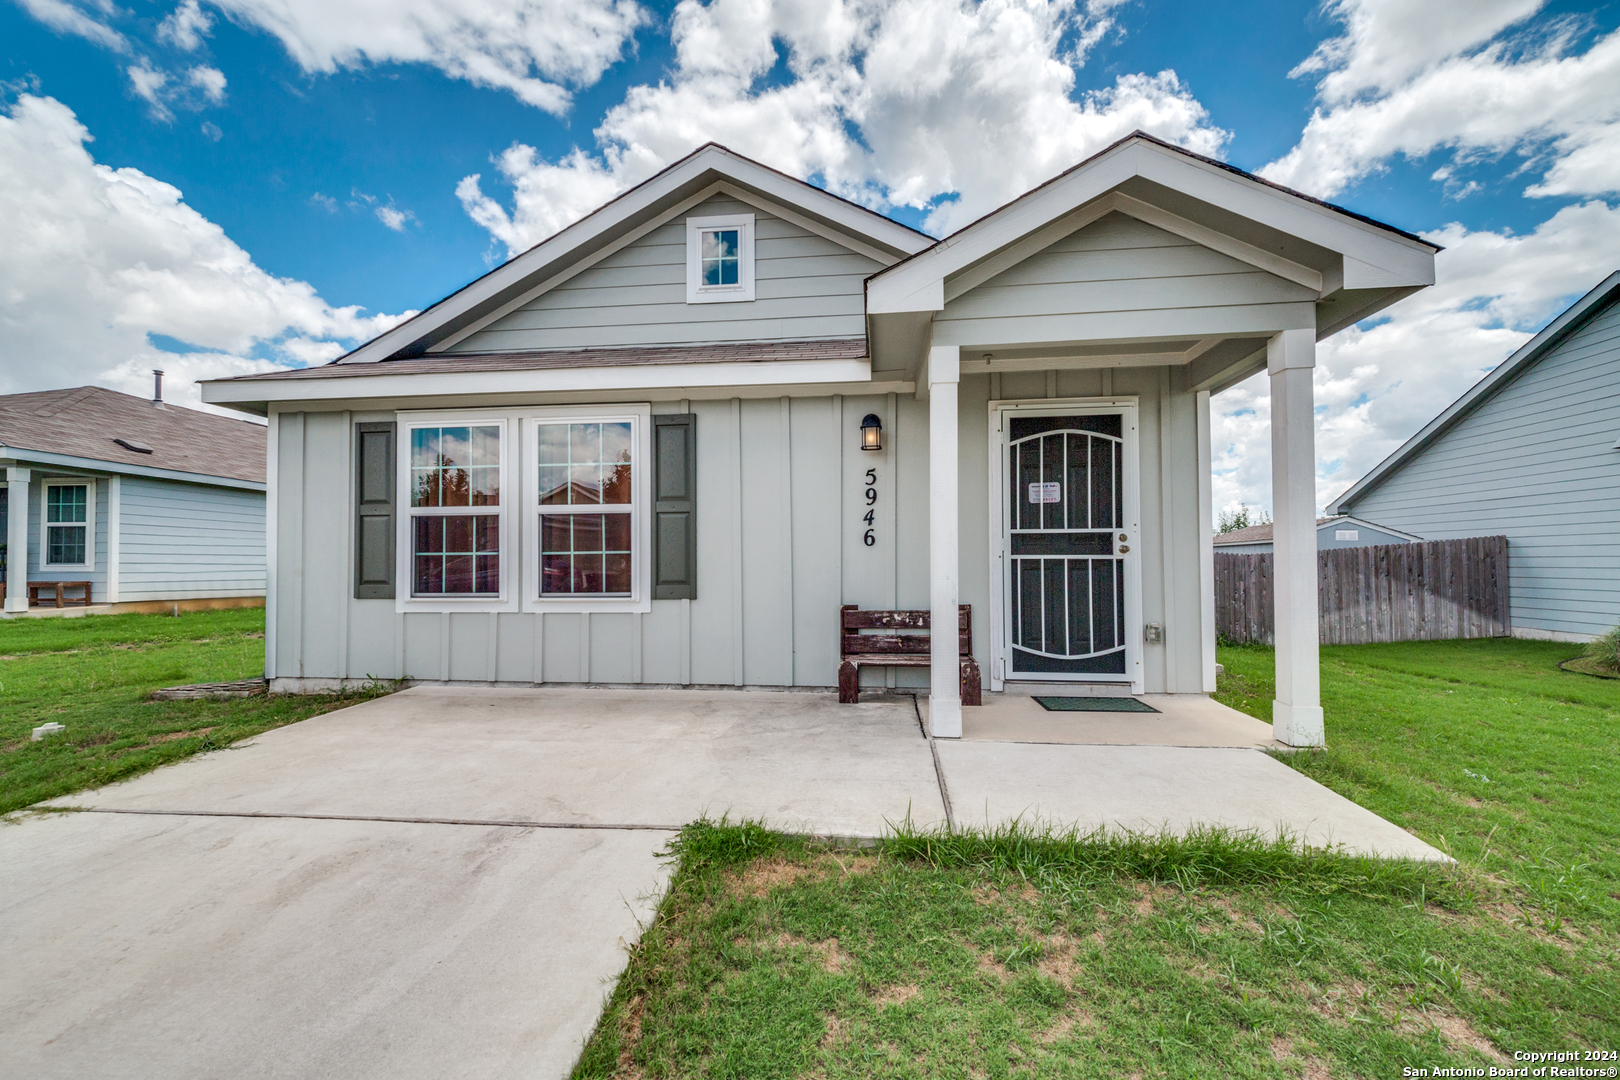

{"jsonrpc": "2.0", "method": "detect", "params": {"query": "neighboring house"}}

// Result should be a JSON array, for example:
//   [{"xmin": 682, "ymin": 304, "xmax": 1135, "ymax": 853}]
[
  {"xmin": 1213, "ymin": 515, "xmax": 1420, "ymax": 554},
  {"xmin": 1330, "ymin": 271, "xmax": 1620, "ymax": 642},
  {"xmin": 0, "ymin": 384, "xmax": 267, "ymax": 613},
  {"xmin": 202, "ymin": 135, "xmax": 1436, "ymax": 747}
]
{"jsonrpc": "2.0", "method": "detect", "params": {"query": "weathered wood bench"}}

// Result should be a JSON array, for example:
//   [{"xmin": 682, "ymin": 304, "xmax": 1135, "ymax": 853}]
[
  {"xmin": 838, "ymin": 604, "xmax": 982, "ymax": 706},
  {"xmin": 0, "ymin": 581, "xmax": 94, "ymax": 608}
]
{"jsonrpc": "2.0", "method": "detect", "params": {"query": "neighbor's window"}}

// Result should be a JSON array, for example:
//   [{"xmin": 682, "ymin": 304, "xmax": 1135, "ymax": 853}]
[
  {"xmin": 45, "ymin": 482, "xmax": 89, "ymax": 566},
  {"xmin": 685, "ymin": 213, "xmax": 755, "ymax": 303},
  {"xmin": 538, "ymin": 421, "xmax": 633, "ymax": 596},
  {"xmin": 410, "ymin": 424, "xmax": 502, "ymax": 596}
]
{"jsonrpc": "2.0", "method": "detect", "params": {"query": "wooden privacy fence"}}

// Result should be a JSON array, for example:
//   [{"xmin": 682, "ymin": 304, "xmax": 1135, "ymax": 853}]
[{"xmin": 1215, "ymin": 535, "xmax": 1510, "ymax": 645}]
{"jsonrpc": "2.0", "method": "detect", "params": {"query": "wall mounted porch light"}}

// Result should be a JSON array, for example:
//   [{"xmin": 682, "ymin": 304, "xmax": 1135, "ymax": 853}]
[{"xmin": 859, "ymin": 413, "xmax": 883, "ymax": 451}]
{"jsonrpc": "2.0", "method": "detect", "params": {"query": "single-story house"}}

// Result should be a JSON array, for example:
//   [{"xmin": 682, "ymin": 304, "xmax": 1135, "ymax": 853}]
[
  {"xmin": 1329, "ymin": 270, "xmax": 1620, "ymax": 642},
  {"xmin": 0, "ymin": 383, "xmax": 267, "ymax": 613},
  {"xmin": 201, "ymin": 134, "xmax": 1437, "ymax": 746},
  {"xmin": 1213, "ymin": 514, "xmax": 1420, "ymax": 554}
]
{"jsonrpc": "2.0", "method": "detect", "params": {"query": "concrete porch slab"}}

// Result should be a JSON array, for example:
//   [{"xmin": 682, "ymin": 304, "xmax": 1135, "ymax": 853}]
[
  {"xmin": 47, "ymin": 686, "xmax": 947, "ymax": 838},
  {"xmin": 935, "ymin": 741, "xmax": 1447, "ymax": 861},
  {"xmin": 0, "ymin": 810, "xmax": 667, "ymax": 1080},
  {"xmin": 932, "ymin": 691, "xmax": 1281, "ymax": 748}
]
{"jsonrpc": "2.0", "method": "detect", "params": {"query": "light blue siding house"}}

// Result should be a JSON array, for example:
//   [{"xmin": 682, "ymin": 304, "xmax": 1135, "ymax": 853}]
[
  {"xmin": 1213, "ymin": 514, "xmax": 1420, "ymax": 554},
  {"xmin": 1330, "ymin": 272, "xmax": 1620, "ymax": 641},
  {"xmin": 0, "ymin": 384, "xmax": 267, "ymax": 613}
]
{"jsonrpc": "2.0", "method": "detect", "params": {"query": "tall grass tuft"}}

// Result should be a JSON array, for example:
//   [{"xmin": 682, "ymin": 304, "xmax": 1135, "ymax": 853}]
[
  {"xmin": 1579, "ymin": 623, "xmax": 1620, "ymax": 674},
  {"xmin": 884, "ymin": 817, "xmax": 1462, "ymax": 904}
]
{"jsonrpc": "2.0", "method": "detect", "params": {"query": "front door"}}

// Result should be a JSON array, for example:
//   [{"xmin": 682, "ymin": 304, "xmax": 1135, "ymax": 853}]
[{"xmin": 996, "ymin": 405, "xmax": 1139, "ymax": 684}]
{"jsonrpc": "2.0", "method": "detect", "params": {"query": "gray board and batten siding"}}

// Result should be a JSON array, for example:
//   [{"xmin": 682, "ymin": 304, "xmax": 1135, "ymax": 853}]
[
  {"xmin": 119, "ymin": 477, "xmax": 265, "ymax": 602},
  {"xmin": 1333, "ymin": 285, "xmax": 1620, "ymax": 640},
  {"xmin": 932, "ymin": 213, "xmax": 1318, "ymax": 349},
  {"xmin": 269, "ymin": 364, "xmax": 1209, "ymax": 696},
  {"xmin": 446, "ymin": 195, "xmax": 883, "ymax": 354}
]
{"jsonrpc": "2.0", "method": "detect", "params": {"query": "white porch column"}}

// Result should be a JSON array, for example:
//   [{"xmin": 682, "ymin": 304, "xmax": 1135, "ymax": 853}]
[
  {"xmin": 1268, "ymin": 330, "xmax": 1324, "ymax": 747},
  {"xmin": 927, "ymin": 344, "xmax": 962, "ymax": 739},
  {"xmin": 5, "ymin": 467, "xmax": 31, "ymax": 613},
  {"xmin": 1197, "ymin": 390, "xmax": 1217, "ymax": 694}
]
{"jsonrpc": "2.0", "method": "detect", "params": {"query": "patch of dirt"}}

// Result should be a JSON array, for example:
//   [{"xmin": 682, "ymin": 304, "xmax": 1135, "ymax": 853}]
[
  {"xmin": 1036, "ymin": 934, "xmax": 1080, "ymax": 987},
  {"xmin": 773, "ymin": 932, "xmax": 851, "ymax": 974},
  {"xmin": 977, "ymin": 950, "xmax": 1010, "ymax": 983},
  {"xmin": 1270, "ymin": 1036, "xmax": 1295, "ymax": 1062},
  {"xmin": 1431, "ymin": 1013, "xmax": 1510, "ymax": 1063},
  {"xmin": 818, "ymin": 1012, "xmax": 843, "ymax": 1049},
  {"xmin": 730, "ymin": 857, "xmax": 821, "ymax": 898},
  {"xmin": 1206, "ymin": 894, "xmax": 1263, "ymax": 933},
  {"xmin": 615, "ymin": 994, "xmax": 646, "ymax": 1078},
  {"xmin": 145, "ymin": 727, "xmax": 218, "ymax": 746},
  {"xmin": 873, "ymin": 984, "xmax": 919, "ymax": 1007},
  {"xmin": 1036, "ymin": 1007, "xmax": 1093, "ymax": 1045}
]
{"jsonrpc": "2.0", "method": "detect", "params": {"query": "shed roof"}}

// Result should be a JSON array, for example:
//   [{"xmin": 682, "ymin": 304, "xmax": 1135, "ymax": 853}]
[
  {"xmin": 1211, "ymin": 515, "xmax": 1420, "ymax": 547},
  {"xmin": 1328, "ymin": 271, "xmax": 1620, "ymax": 515},
  {"xmin": 0, "ymin": 386, "xmax": 266, "ymax": 484}
]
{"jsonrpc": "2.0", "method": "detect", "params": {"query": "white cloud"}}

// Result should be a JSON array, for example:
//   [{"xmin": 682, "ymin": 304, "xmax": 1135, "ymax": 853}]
[
  {"xmin": 457, "ymin": 0, "xmax": 1227, "ymax": 256},
  {"xmin": 1262, "ymin": 0, "xmax": 1620, "ymax": 199},
  {"xmin": 1211, "ymin": 200, "xmax": 1620, "ymax": 517},
  {"xmin": 203, "ymin": 0, "xmax": 647, "ymax": 115},
  {"xmin": 127, "ymin": 64, "xmax": 172, "ymax": 120},
  {"xmin": 375, "ymin": 202, "xmax": 414, "ymax": 231},
  {"xmin": 0, "ymin": 95, "xmax": 410, "ymax": 412},
  {"xmin": 158, "ymin": 0, "xmax": 214, "ymax": 50},
  {"xmin": 14, "ymin": 0, "xmax": 128, "ymax": 53},
  {"xmin": 188, "ymin": 65, "xmax": 228, "ymax": 103}
]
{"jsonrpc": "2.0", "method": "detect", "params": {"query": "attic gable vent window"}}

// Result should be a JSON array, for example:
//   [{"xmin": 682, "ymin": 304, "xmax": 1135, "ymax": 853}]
[
  {"xmin": 686, "ymin": 213, "xmax": 755, "ymax": 304},
  {"xmin": 114, "ymin": 438, "xmax": 153, "ymax": 454}
]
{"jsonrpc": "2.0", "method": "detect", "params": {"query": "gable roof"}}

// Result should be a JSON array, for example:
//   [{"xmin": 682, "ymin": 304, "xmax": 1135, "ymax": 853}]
[
  {"xmin": 867, "ymin": 131, "xmax": 1439, "ymax": 330},
  {"xmin": 0, "ymin": 386, "xmax": 266, "ymax": 485},
  {"xmin": 333, "ymin": 143, "xmax": 934, "ymax": 367},
  {"xmin": 1329, "ymin": 271, "xmax": 1620, "ymax": 515},
  {"xmin": 1212, "ymin": 515, "xmax": 1422, "ymax": 547}
]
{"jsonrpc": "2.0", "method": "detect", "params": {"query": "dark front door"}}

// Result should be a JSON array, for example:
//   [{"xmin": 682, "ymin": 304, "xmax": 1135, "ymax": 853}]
[{"xmin": 1007, "ymin": 413, "xmax": 1128, "ymax": 677}]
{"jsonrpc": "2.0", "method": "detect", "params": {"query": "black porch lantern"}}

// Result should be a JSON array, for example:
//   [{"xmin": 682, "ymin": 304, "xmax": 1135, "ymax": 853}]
[{"xmin": 859, "ymin": 413, "xmax": 883, "ymax": 451}]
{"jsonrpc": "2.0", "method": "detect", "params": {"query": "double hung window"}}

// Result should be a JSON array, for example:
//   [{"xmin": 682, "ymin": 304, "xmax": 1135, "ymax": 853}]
[
  {"xmin": 44, "ymin": 481, "xmax": 92, "ymax": 568},
  {"xmin": 537, "ymin": 421, "xmax": 634, "ymax": 596},
  {"xmin": 405, "ymin": 420, "xmax": 505, "ymax": 601}
]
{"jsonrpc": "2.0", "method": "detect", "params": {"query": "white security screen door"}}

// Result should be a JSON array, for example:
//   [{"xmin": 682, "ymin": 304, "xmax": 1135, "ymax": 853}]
[{"xmin": 1005, "ymin": 412, "xmax": 1133, "ymax": 678}]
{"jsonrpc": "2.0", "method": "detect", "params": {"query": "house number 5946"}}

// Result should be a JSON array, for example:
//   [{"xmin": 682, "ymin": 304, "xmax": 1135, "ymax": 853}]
[{"xmin": 863, "ymin": 468, "xmax": 877, "ymax": 546}]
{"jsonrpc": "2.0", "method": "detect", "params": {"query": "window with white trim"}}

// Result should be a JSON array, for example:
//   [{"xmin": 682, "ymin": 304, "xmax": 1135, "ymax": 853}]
[
  {"xmin": 404, "ymin": 420, "xmax": 506, "ymax": 600},
  {"xmin": 43, "ymin": 480, "xmax": 93, "ymax": 568},
  {"xmin": 536, "ymin": 421, "xmax": 634, "ymax": 596},
  {"xmin": 686, "ymin": 213, "xmax": 755, "ymax": 303}
]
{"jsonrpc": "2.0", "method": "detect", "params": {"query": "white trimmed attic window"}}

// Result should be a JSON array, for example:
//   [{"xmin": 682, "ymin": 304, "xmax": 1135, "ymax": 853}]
[{"xmin": 686, "ymin": 213, "xmax": 754, "ymax": 304}]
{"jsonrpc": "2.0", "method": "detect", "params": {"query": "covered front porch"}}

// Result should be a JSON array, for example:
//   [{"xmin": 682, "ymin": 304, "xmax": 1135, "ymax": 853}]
[{"xmin": 866, "ymin": 136, "xmax": 1437, "ymax": 747}]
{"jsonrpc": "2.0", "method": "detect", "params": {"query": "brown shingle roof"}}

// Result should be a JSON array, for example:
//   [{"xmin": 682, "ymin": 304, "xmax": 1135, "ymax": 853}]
[
  {"xmin": 0, "ymin": 386, "xmax": 265, "ymax": 484},
  {"xmin": 211, "ymin": 337, "xmax": 870, "ymax": 382},
  {"xmin": 1213, "ymin": 517, "xmax": 1338, "ymax": 546}
]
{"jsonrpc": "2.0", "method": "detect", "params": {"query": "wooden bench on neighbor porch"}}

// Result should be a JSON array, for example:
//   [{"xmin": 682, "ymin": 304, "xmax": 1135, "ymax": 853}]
[
  {"xmin": 838, "ymin": 604, "xmax": 981, "ymax": 706},
  {"xmin": 0, "ymin": 581, "xmax": 93, "ymax": 608}
]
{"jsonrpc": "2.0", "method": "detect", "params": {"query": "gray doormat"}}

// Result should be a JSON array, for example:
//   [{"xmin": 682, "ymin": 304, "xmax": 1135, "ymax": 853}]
[{"xmin": 1033, "ymin": 696, "xmax": 1159, "ymax": 713}]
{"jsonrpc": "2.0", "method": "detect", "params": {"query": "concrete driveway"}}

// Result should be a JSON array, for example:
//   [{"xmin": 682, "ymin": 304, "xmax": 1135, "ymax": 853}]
[{"xmin": 2, "ymin": 685, "xmax": 1440, "ymax": 1079}]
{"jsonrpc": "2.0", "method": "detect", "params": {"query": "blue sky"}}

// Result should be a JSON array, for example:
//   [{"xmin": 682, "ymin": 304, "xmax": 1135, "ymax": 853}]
[{"xmin": 3, "ymin": 0, "xmax": 1619, "ymax": 511}]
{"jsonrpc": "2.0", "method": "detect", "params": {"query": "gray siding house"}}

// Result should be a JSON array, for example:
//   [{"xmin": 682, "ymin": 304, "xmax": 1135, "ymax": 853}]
[
  {"xmin": 1213, "ymin": 514, "xmax": 1419, "ymax": 554},
  {"xmin": 1330, "ymin": 272, "xmax": 1620, "ymax": 641},
  {"xmin": 202, "ymin": 136, "xmax": 1436, "ymax": 747},
  {"xmin": 0, "ymin": 385, "xmax": 267, "ymax": 613}
]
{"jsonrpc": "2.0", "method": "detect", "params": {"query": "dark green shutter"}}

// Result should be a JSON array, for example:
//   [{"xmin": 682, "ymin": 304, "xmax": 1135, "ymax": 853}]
[
  {"xmin": 652, "ymin": 414, "xmax": 696, "ymax": 600},
  {"xmin": 355, "ymin": 422, "xmax": 396, "ymax": 599}
]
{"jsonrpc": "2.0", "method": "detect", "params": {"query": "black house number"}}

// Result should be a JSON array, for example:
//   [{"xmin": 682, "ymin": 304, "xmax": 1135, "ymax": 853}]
[{"xmin": 863, "ymin": 468, "xmax": 877, "ymax": 546}]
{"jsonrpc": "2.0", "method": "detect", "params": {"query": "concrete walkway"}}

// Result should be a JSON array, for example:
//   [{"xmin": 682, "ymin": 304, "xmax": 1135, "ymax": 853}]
[{"xmin": 3, "ymin": 685, "xmax": 1443, "ymax": 1079}]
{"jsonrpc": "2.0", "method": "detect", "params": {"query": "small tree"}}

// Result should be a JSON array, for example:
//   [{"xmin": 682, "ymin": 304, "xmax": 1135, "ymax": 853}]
[{"xmin": 1217, "ymin": 505, "xmax": 1271, "ymax": 534}]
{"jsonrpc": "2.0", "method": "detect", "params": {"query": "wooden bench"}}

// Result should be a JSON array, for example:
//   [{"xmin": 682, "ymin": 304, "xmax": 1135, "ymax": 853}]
[
  {"xmin": 838, "ymin": 604, "xmax": 982, "ymax": 706},
  {"xmin": 0, "ymin": 581, "xmax": 93, "ymax": 608}
]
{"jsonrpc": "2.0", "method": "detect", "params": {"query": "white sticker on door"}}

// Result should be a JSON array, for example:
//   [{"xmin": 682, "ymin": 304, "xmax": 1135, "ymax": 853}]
[{"xmin": 1028, "ymin": 482, "xmax": 1061, "ymax": 504}]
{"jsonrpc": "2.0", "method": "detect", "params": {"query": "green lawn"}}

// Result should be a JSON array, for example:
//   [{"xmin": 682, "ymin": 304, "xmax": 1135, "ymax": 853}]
[
  {"xmin": 0, "ymin": 608, "xmax": 389, "ymax": 815},
  {"xmin": 575, "ymin": 638, "xmax": 1620, "ymax": 1079}
]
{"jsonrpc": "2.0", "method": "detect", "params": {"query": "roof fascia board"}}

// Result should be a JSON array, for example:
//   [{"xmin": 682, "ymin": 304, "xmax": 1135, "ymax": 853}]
[
  {"xmin": 203, "ymin": 357, "xmax": 883, "ymax": 407},
  {"xmin": 713, "ymin": 182, "xmax": 902, "ymax": 266},
  {"xmin": 1329, "ymin": 271, "xmax": 1620, "ymax": 513},
  {"xmin": 1333, "ymin": 515, "xmax": 1422, "ymax": 541},
  {"xmin": 429, "ymin": 182, "xmax": 727, "ymax": 354},
  {"xmin": 340, "ymin": 146, "xmax": 930, "ymax": 365},
  {"xmin": 871, "ymin": 140, "xmax": 1432, "ymax": 313},
  {"xmin": 0, "ymin": 445, "xmax": 265, "ymax": 490}
]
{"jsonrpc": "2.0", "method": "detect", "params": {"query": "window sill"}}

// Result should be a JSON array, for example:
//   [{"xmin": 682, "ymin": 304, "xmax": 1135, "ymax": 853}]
[{"xmin": 521, "ymin": 595, "xmax": 652, "ymax": 614}]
